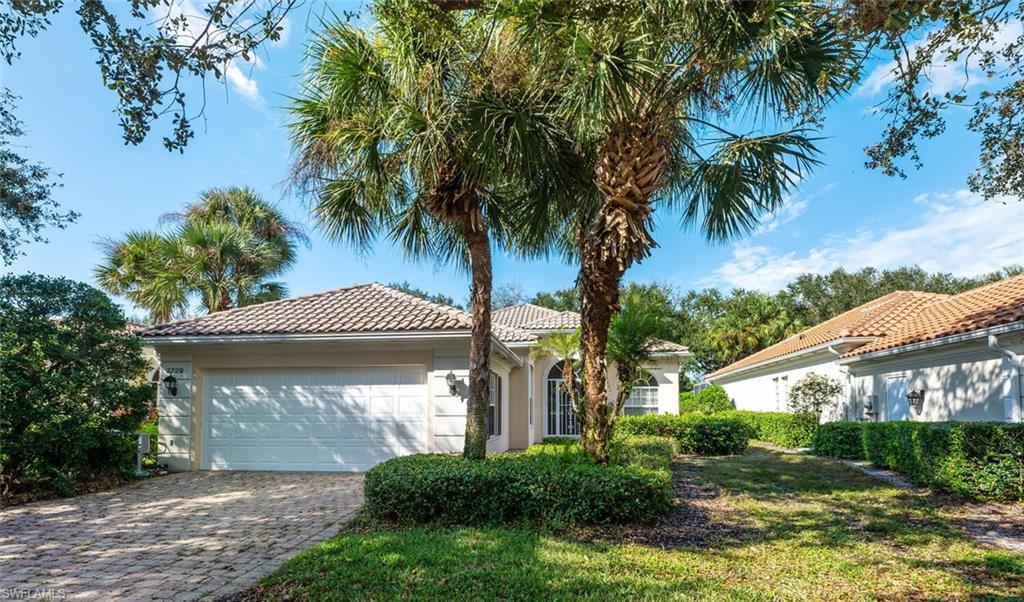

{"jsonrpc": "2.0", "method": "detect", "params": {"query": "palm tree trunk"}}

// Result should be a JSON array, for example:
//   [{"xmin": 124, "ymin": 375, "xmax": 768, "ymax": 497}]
[
  {"xmin": 460, "ymin": 203, "xmax": 492, "ymax": 460},
  {"xmin": 578, "ymin": 120, "xmax": 667, "ymax": 463},
  {"xmin": 578, "ymin": 239, "xmax": 623, "ymax": 463}
]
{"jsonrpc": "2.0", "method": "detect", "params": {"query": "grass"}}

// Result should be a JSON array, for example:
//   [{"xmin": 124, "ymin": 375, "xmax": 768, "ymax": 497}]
[{"xmin": 238, "ymin": 445, "xmax": 1023, "ymax": 601}]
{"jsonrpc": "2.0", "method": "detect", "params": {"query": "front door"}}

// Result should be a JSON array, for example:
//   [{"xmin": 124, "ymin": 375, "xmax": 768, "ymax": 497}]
[
  {"xmin": 545, "ymin": 361, "xmax": 580, "ymax": 437},
  {"xmin": 886, "ymin": 375, "xmax": 910, "ymax": 421}
]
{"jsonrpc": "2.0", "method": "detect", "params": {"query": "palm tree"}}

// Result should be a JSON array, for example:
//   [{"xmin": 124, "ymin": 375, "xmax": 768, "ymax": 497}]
[
  {"xmin": 96, "ymin": 188, "xmax": 303, "ymax": 321},
  {"xmin": 96, "ymin": 231, "xmax": 186, "ymax": 323},
  {"xmin": 498, "ymin": 1, "xmax": 859, "ymax": 461},
  {"xmin": 288, "ymin": 1, "xmax": 574, "ymax": 459},
  {"xmin": 606, "ymin": 287, "xmax": 670, "ymax": 417}
]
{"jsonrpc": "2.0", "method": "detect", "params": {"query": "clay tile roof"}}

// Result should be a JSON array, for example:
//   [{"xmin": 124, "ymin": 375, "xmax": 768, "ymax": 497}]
[
  {"xmin": 709, "ymin": 290, "xmax": 947, "ymax": 379},
  {"xmin": 138, "ymin": 282, "xmax": 536, "ymax": 342},
  {"xmin": 493, "ymin": 303, "xmax": 686, "ymax": 353},
  {"xmin": 843, "ymin": 274, "xmax": 1024, "ymax": 358},
  {"xmin": 494, "ymin": 303, "xmax": 582, "ymax": 330},
  {"xmin": 646, "ymin": 339, "xmax": 689, "ymax": 353}
]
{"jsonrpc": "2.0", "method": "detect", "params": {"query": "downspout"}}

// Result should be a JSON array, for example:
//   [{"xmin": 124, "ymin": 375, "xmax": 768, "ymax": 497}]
[
  {"xmin": 827, "ymin": 346, "xmax": 853, "ymax": 422},
  {"xmin": 988, "ymin": 334, "xmax": 1023, "ymax": 423}
]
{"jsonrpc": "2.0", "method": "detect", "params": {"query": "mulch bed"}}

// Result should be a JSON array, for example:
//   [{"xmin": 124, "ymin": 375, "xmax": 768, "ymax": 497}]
[
  {"xmin": 1, "ymin": 471, "xmax": 168, "ymax": 508},
  {"xmin": 570, "ymin": 459, "xmax": 750, "ymax": 549}
]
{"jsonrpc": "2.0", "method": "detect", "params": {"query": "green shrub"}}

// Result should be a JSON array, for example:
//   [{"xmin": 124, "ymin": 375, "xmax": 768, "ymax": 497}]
[
  {"xmin": 616, "ymin": 414, "xmax": 748, "ymax": 455},
  {"xmin": 680, "ymin": 384, "xmax": 734, "ymax": 414},
  {"xmin": 610, "ymin": 435, "xmax": 679, "ymax": 471},
  {"xmin": 364, "ymin": 453, "xmax": 673, "ymax": 525},
  {"xmin": 718, "ymin": 410, "xmax": 818, "ymax": 448},
  {"xmin": 862, "ymin": 422, "xmax": 1023, "ymax": 501},
  {"xmin": 0, "ymin": 275, "xmax": 153, "ymax": 498},
  {"xmin": 678, "ymin": 391, "xmax": 695, "ymax": 413},
  {"xmin": 813, "ymin": 422, "xmax": 865, "ymax": 459}
]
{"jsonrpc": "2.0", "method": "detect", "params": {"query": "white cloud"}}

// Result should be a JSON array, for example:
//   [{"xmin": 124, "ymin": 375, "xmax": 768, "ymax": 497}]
[
  {"xmin": 152, "ymin": 0, "xmax": 265, "ymax": 103},
  {"xmin": 857, "ymin": 21, "xmax": 1023, "ymax": 98},
  {"xmin": 754, "ymin": 183, "xmax": 835, "ymax": 236},
  {"xmin": 710, "ymin": 190, "xmax": 1024, "ymax": 291}
]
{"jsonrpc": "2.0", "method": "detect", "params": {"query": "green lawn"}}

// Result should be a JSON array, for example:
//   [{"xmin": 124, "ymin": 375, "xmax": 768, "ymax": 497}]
[{"xmin": 237, "ymin": 446, "xmax": 1023, "ymax": 601}]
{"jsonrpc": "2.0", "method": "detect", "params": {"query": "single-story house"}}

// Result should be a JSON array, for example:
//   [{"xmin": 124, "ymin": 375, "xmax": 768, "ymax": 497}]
[
  {"xmin": 708, "ymin": 274, "xmax": 1024, "ymax": 424},
  {"xmin": 139, "ymin": 283, "xmax": 689, "ymax": 472}
]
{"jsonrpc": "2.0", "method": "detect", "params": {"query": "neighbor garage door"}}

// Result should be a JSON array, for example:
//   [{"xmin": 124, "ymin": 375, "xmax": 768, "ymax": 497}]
[{"xmin": 202, "ymin": 368, "xmax": 428, "ymax": 471}]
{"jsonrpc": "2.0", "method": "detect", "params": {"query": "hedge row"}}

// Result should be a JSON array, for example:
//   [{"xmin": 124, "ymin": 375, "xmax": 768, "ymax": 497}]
[
  {"xmin": 814, "ymin": 421, "xmax": 1023, "ymax": 501},
  {"xmin": 364, "ymin": 452, "xmax": 673, "ymax": 525},
  {"xmin": 616, "ymin": 414, "xmax": 749, "ymax": 455},
  {"xmin": 527, "ymin": 435, "xmax": 679, "ymax": 472},
  {"xmin": 813, "ymin": 422, "xmax": 866, "ymax": 459},
  {"xmin": 716, "ymin": 410, "xmax": 818, "ymax": 448}
]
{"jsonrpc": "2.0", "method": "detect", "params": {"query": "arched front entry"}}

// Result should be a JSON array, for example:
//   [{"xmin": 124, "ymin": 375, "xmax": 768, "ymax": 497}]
[{"xmin": 545, "ymin": 361, "xmax": 580, "ymax": 437}]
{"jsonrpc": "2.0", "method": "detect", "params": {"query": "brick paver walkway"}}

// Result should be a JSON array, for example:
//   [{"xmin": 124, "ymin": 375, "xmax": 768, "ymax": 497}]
[{"xmin": 0, "ymin": 471, "xmax": 363, "ymax": 601}]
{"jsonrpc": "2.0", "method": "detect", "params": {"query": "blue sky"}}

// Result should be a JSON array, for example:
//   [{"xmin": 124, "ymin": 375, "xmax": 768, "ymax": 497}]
[{"xmin": 5, "ymin": 4, "xmax": 1024, "ymax": 314}]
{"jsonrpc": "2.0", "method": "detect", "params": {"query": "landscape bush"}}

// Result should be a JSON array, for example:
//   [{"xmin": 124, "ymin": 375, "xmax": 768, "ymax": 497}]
[
  {"xmin": 718, "ymin": 410, "xmax": 819, "ymax": 448},
  {"xmin": 0, "ymin": 275, "xmax": 153, "ymax": 499},
  {"xmin": 364, "ymin": 453, "xmax": 673, "ymax": 525},
  {"xmin": 862, "ymin": 421, "xmax": 1023, "ymax": 501},
  {"xmin": 813, "ymin": 422, "xmax": 865, "ymax": 459},
  {"xmin": 679, "ymin": 384, "xmax": 734, "ymax": 414},
  {"xmin": 616, "ymin": 414, "xmax": 749, "ymax": 455},
  {"xmin": 610, "ymin": 435, "xmax": 679, "ymax": 471}
]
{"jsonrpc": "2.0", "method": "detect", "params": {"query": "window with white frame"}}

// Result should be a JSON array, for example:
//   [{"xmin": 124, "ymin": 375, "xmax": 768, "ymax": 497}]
[
  {"xmin": 623, "ymin": 371, "xmax": 659, "ymax": 416},
  {"xmin": 488, "ymin": 372, "xmax": 502, "ymax": 437}
]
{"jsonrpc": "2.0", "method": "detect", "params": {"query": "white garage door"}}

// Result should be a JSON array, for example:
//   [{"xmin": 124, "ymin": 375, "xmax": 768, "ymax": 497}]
[{"xmin": 202, "ymin": 368, "xmax": 428, "ymax": 471}]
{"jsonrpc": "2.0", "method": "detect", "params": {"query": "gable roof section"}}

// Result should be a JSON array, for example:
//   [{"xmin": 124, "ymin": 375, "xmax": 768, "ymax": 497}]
[
  {"xmin": 842, "ymin": 274, "xmax": 1024, "ymax": 358},
  {"xmin": 139, "ymin": 283, "xmax": 535, "ymax": 342},
  {"xmin": 493, "ymin": 303, "xmax": 580, "ymax": 330},
  {"xmin": 494, "ymin": 303, "xmax": 687, "ymax": 354},
  {"xmin": 709, "ymin": 291, "xmax": 947, "ymax": 379}
]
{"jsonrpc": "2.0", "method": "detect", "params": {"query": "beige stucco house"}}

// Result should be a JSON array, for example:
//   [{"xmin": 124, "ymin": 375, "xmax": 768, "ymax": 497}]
[
  {"xmin": 709, "ymin": 275, "xmax": 1024, "ymax": 424},
  {"xmin": 138, "ymin": 283, "xmax": 688, "ymax": 472}
]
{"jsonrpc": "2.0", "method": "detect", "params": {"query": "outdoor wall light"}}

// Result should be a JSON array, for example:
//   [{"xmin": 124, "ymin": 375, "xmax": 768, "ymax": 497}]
[
  {"xmin": 906, "ymin": 389, "xmax": 924, "ymax": 412},
  {"xmin": 162, "ymin": 374, "xmax": 178, "ymax": 397},
  {"xmin": 445, "ymin": 371, "xmax": 459, "ymax": 396}
]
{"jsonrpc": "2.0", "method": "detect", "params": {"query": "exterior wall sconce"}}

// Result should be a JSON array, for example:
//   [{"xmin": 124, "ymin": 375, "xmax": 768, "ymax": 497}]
[
  {"xmin": 162, "ymin": 374, "xmax": 178, "ymax": 397},
  {"xmin": 906, "ymin": 389, "xmax": 925, "ymax": 413},
  {"xmin": 445, "ymin": 371, "xmax": 458, "ymax": 396}
]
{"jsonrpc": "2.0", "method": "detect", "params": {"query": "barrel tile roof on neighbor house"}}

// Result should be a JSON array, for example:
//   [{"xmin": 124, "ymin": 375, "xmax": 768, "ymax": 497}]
[
  {"xmin": 842, "ymin": 273, "xmax": 1024, "ymax": 358},
  {"xmin": 709, "ymin": 290, "xmax": 947, "ymax": 379}
]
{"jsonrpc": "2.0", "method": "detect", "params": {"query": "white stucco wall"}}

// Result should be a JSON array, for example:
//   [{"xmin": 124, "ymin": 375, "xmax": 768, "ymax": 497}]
[
  {"xmin": 711, "ymin": 350, "xmax": 851, "ymax": 419},
  {"xmin": 843, "ymin": 334, "xmax": 1024, "ymax": 423}
]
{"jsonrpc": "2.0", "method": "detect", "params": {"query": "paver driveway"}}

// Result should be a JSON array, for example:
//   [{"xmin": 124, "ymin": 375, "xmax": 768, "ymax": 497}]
[{"xmin": 0, "ymin": 471, "xmax": 363, "ymax": 601}]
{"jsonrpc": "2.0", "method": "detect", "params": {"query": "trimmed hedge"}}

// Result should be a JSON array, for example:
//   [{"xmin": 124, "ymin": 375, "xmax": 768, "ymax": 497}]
[
  {"xmin": 616, "ymin": 414, "xmax": 749, "ymax": 455},
  {"xmin": 528, "ymin": 435, "xmax": 678, "ymax": 471},
  {"xmin": 610, "ymin": 435, "xmax": 679, "ymax": 471},
  {"xmin": 862, "ymin": 422, "xmax": 1023, "ymax": 501},
  {"xmin": 813, "ymin": 422, "xmax": 865, "ymax": 459},
  {"xmin": 679, "ymin": 385, "xmax": 734, "ymax": 414},
  {"xmin": 718, "ymin": 410, "xmax": 818, "ymax": 448},
  {"xmin": 364, "ymin": 453, "xmax": 673, "ymax": 525}
]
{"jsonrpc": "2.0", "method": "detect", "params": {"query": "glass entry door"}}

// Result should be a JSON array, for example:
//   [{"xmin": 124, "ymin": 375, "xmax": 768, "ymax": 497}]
[{"xmin": 545, "ymin": 361, "xmax": 580, "ymax": 437}]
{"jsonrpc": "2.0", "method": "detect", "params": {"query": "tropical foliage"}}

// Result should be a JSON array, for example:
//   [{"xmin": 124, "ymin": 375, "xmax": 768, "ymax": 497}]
[
  {"xmin": 0, "ymin": 274, "xmax": 153, "ymax": 498},
  {"xmin": 491, "ymin": 0, "xmax": 860, "ymax": 462},
  {"xmin": 606, "ymin": 287, "xmax": 670, "ymax": 416},
  {"xmin": 96, "ymin": 187, "xmax": 303, "ymax": 322},
  {"xmin": 288, "ymin": 0, "xmax": 573, "ymax": 458}
]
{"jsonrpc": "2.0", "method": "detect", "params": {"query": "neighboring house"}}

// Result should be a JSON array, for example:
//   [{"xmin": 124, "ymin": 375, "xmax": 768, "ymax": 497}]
[
  {"xmin": 138, "ymin": 284, "xmax": 689, "ymax": 472},
  {"xmin": 708, "ymin": 275, "xmax": 1024, "ymax": 424}
]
